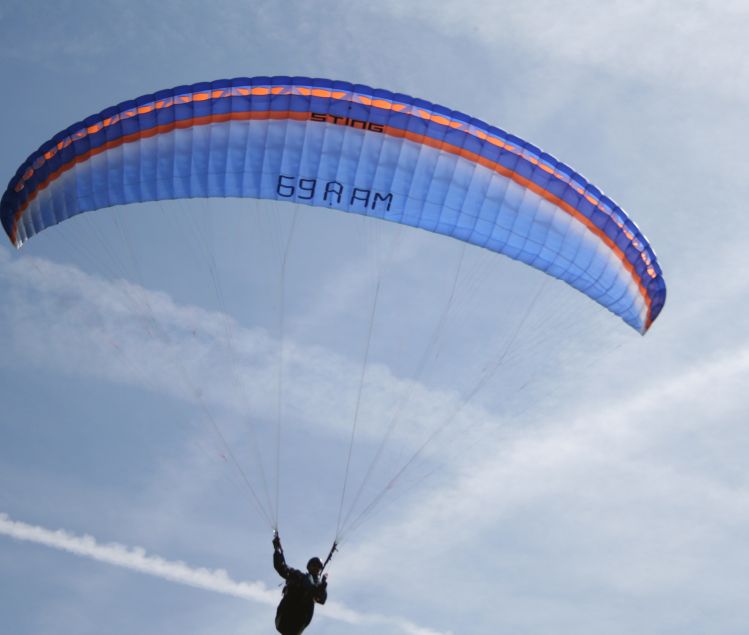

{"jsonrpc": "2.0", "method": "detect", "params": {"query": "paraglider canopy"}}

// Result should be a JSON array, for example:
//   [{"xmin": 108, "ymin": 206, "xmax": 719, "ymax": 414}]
[{"xmin": 1, "ymin": 76, "xmax": 665, "ymax": 333}]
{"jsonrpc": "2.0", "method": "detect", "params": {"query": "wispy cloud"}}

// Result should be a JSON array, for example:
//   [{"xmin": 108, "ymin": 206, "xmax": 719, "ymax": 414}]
[
  {"xmin": 336, "ymin": 337, "xmax": 749, "ymax": 602},
  {"xmin": 0, "ymin": 512, "xmax": 276, "ymax": 602},
  {"xmin": 0, "ymin": 248, "xmax": 487, "ymax": 449},
  {"xmin": 379, "ymin": 0, "xmax": 749, "ymax": 101},
  {"xmin": 0, "ymin": 512, "xmax": 450, "ymax": 635}
]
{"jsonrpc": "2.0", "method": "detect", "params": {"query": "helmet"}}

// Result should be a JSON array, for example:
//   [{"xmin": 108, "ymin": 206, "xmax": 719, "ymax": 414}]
[{"xmin": 307, "ymin": 557, "xmax": 323, "ymax": 572}]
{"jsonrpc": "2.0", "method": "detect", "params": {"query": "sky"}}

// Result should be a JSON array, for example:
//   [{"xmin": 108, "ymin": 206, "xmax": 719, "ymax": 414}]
[{"xmin": 1, "ymin": 1, "xmax": 748, "ymax": 634}]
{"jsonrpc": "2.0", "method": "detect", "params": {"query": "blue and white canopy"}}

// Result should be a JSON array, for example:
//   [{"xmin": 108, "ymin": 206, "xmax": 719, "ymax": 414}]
[{"xmin": 1, "ymin": 76, "xmax": 665, "ymax": 332}]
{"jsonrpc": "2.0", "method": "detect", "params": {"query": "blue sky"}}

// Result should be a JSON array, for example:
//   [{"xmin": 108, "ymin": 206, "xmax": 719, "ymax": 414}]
[{"xmin": 1, "ymin": 2, "xmax": 749, "ymax": 634}]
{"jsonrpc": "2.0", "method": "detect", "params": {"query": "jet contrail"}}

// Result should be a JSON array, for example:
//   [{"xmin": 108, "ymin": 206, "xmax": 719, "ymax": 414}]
[{"xmin": 0, "ymin": 513, "xmax": 449, "ymax": 635}]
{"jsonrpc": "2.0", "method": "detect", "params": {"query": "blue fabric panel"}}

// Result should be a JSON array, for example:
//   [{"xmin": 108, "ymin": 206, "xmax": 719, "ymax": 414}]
[{"xmin": 1, "ymin": 76, "xmax": 666, "ymax": 331}]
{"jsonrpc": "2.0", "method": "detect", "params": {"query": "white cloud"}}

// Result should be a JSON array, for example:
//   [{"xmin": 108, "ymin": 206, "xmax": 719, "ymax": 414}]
[
  {"xmin": 380, "ymin": 0, "xmax": 749, "ymax": 101},
  {"xmin": 0, "ymin": 512, "xmax": 276, "ymax": 602},
  {"xmin": 333, "ymin": 336, "xmax": 749, "ymax": 617},
  {"xmin": 0, "ymin": 249, "xmax": 478, "ymax": 445}
]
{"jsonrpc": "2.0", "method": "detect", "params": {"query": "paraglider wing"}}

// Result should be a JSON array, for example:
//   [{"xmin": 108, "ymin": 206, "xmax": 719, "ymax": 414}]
[{"xmin": 1, "ymin": 76, "xmax": 665, "ymax": 331}]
